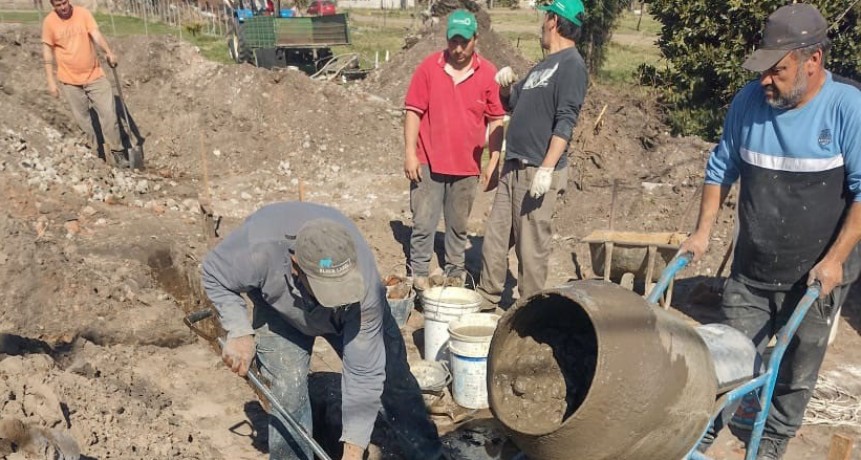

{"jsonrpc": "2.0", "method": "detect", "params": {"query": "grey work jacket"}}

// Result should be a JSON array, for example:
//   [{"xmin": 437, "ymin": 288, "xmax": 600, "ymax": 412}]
[{"xmin": 201, "ymin": 201, "xmax": 386, "ymax": 448}]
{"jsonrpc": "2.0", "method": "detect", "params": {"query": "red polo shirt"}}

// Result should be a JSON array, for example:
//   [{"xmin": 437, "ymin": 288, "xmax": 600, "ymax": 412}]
[{"xmin": 405, "ymin": 51, "xmax": 505, "ymax": 176}]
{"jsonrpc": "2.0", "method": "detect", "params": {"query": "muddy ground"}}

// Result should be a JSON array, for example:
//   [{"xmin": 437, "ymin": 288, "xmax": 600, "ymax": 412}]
[{"xmin": 1, "ymin": 7, "xmax": 860, "ymax": 460}]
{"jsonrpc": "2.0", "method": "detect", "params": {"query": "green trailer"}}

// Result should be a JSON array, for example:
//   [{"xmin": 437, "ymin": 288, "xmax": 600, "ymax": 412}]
[{"xmin": 227, "ymin": 14, "xmax": 351, "ymax": 73}]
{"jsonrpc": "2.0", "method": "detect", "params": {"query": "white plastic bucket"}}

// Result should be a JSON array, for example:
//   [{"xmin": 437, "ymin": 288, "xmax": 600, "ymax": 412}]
[
  {"xmin": 421, "ymin": 286, "xmax": 482, "ymax": 362},
  {"xmin": 447, "ymin": 313, "xmax": 500, "ymax": 409}
]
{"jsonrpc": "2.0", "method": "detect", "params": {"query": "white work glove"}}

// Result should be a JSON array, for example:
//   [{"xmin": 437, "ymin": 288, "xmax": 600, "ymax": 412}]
[
  {"xmin": 495, "ymin": 66, "xmax": 518, "ymax": 87},
  {"xmin": 529, "ymin": 166, "xmax": 554, "ymax": 198}
]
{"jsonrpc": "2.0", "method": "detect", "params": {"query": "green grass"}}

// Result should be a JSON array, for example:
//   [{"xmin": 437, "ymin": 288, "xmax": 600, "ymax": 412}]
[
  {"xmin": 597, "ymin": 41, "xmax": 661, "ymax": 84},
  {"xmin": 0, "ymin": 10, "xmax": 231, "ymax": 64},
  {"xmin": 342, "ymin": 23, "xmax": 407, "ymax": 69},
  {"xmin": 0, "ymin": 10, "xmax": 44, "ymax": 23},
  {"xmin": 615, "ymin": 9, "xmax": 661, "ymax": 36},
  {"xmin": 2, "ymin": 6, "xmax": 663, "ymax": 83},
  {"xmin": 498, "ymin": 30, "xmax": 544, "ymax": 62},
  {"xmin": 343, "ymin": 7, "xmax": 417, "ymax": 20}
]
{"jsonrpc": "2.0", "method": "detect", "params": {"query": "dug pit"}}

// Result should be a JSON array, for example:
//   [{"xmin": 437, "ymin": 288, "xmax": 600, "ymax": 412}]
[{"xmin": 490, "ymin": 294, "xmax": 597, "ymax": 435}]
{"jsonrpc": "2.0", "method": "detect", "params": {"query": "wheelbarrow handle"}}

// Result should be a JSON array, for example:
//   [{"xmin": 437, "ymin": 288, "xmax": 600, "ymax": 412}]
[
  {"xmin": 645, "ymin": 252, "xmax": 692, "ymax": 305},
  {"xmin": 185, "ymin": 309, "xmax": 332, "ymax": 460}
]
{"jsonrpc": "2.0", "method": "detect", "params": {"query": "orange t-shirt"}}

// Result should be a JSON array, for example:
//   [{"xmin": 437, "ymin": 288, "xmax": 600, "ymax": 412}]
[{"xmin": 42, "ymin": 6, "xmax": 104, "ymax": 85}]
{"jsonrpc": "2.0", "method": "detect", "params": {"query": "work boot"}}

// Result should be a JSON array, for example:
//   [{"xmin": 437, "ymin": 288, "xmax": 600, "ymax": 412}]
[
  {"xmin": 413, "ymin": 276, "xmax": 430, "ymax": 292},
  {"xmin": 111, "ymin": 149, "xmax": 130, "ymax": 168},
  {"xmin": 756, "ymin": 436, "xmax": 788, "ymax": 460},
  {"xmin": 695, "ymin": 432, "xmax": 714, "ymax": 453},
  {"xmin": 444, "ymin": 270, "xmax": 466, "ymax": 288}
]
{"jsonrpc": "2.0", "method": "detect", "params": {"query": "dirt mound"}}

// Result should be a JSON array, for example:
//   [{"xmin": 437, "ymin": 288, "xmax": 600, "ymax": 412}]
[
  {"xmin": 362, "ymin": 8, "xmax": 533, "ymax": 105},
  {"xmin": 0, "ymin": 341, "xmax": 220, "ymax": 459},
  {"xmin": 2, "ymin": 28, "xmax": 405, "ymax": 187}
]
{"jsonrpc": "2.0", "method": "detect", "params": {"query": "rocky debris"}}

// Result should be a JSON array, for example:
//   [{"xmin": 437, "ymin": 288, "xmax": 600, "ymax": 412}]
[{"xmin": 0, "ymin": 346, "xmax": 217, "ymax": 459}]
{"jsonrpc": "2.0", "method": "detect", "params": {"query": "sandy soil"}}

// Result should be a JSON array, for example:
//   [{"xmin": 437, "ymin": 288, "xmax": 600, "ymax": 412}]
[{"xmin": 0, "ymin": 5, "xmax": 859, "ymax": 459}]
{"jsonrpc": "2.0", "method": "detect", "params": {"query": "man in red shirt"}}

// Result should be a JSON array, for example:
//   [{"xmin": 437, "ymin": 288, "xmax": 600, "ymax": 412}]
[{"xmin": 403, "ymin": 9, "xmax": 505, "ymax": 289}]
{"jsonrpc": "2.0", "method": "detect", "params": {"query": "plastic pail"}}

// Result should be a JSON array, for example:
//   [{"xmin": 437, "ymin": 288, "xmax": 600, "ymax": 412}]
[
  {"xmin": 387, "ymin": 289, "xmax": 415, "ymax": 329},
  {"xmin": 448, "ymin": 313, "xmax": 500, "ymax": 409},
  {"xmin": 421, "ymin": 286, "xmax": 482, "ymax": 362}
]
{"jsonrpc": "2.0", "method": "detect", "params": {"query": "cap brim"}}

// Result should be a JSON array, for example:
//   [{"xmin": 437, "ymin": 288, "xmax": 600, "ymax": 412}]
[
  {"xmin": 447, "ymin": 27, "xmax": 475, "ymax": 40},
  {"xmin": 305, "ymin": 267, "xmax": 365, "ymax": 308},
  {"xmin": 742, "ymin": 48, "xmax": 791, "ymax": 72}
]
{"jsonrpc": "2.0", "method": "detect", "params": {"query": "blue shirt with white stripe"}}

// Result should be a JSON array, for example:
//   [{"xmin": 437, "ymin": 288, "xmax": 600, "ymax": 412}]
[{"xmin": 705, "ymin": 72, "xmax": 861, "ymax": 289}]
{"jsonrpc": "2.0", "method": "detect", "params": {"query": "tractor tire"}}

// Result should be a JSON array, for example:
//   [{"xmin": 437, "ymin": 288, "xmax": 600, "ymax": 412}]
[{"xmin": 227, "ymin": 24, "xmax": 253, "ymax": 64}]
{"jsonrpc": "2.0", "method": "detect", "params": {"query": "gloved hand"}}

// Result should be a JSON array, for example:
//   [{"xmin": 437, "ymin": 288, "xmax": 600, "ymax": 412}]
[
  {"xmin": 222, "ymin": 335, "xmax": 256, "ymax": 377},
  {"xmin": 495, "ymin": 66, "xmax": 518, "ymax": 87},
  {"xmin": 529, "ymin": 166, "xmax": 554, "ymax": 198}
]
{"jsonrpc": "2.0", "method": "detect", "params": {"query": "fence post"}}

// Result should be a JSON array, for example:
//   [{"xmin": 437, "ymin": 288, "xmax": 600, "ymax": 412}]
[
  {"xmin": 143, "ymin": 0, "xmax": 149, "ymax": 37},
  {"xmin": 108, "ymin": 0, "xmax": 117, "ymax": 35}
]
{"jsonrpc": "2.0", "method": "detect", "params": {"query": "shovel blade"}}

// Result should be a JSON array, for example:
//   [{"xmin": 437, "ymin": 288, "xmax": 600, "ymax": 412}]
[{"xmin": 128, "ymin": 146, "xmax": 144, "ymax": 170}]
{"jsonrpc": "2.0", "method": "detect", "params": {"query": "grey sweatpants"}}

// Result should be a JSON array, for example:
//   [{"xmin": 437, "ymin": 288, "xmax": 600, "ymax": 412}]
[
  {"xmin": 478, "ymin": 159, "xmax": 567, "ymax": 304},
  {"xmin": 60, "ymin": 76, "xmax": 122, "ymax": 152},
  {"xmin": 409, "ymin": 164, "xmax": 478, "ymax": 277}
]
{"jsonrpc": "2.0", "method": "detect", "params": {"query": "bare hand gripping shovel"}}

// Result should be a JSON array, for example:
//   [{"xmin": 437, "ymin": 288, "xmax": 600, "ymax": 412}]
[
  {"xmin": 184, "ymin": 308, "xmax": 333, "ymax": 460},
  {"xmin": 109, "ymin": 65, "xmax": 144, "ymax": 170}
]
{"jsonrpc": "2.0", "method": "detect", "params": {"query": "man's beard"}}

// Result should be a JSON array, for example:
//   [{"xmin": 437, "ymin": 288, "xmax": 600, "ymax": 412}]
[
  {"xmin": 765, "ymin": 66, "xmax": 808, "ymax": 109},
  {"xmin": 57, "ymin": 5, "xmax": 73, "ymax": 19}
]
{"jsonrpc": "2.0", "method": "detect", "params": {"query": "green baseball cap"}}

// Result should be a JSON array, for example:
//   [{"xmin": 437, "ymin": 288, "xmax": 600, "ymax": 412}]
[
  {"xmin": 538, "ymin": 0, "xmax": 585, "ymax": 26},
  {"xmin": 447, "ymin": 10, "xmax": 477, "ymax": 40}
]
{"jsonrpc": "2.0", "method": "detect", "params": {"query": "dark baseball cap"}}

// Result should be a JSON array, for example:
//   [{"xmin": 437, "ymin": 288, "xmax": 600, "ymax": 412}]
[
  {"xmin": 742, "ymin": 3, "xmax": 828, "ymax": 72},
  {"xmin": 294, "ymin": 219, "xmax": 364, "ymax": 308}
]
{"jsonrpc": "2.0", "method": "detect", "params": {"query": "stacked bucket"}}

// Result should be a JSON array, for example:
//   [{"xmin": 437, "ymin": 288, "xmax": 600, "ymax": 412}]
[{"xmin": 419, "ymin": 286, "xmax": 500, "ymax": 410}]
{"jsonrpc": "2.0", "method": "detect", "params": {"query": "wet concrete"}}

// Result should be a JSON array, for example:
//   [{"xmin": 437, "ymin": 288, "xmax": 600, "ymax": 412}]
[{"xmin": 488, "ymin": 281, "xmax": 718, "ymax": 460}]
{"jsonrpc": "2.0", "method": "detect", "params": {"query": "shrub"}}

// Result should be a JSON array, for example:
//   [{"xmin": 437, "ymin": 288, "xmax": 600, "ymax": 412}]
[{"xmin": 642, "ymin": 0, "xmax": 861, "ymax": 140}]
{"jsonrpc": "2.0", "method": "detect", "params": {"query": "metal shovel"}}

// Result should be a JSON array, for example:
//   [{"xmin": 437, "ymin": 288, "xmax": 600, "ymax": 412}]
[
  {"xmin": 184, "ymin": 308, "xmax": 333, "ymax": 460},
  {"xmin": 109, "ymin": 65, "xmax": 144, "ymax": 170}
]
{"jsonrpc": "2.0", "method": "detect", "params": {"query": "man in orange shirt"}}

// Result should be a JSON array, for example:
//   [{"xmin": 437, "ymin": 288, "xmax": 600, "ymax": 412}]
[{"xmin": 42, "ymin": 0, "xmax": 127, "ymax": 166}]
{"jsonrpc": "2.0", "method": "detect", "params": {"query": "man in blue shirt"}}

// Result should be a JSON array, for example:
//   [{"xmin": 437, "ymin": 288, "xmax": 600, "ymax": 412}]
[{"xmin": 680, "ymin": 4, "xmax": 861, "ymax": 459}]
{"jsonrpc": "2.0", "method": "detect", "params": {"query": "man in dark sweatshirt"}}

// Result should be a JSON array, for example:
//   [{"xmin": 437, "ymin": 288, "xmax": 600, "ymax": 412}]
[
  {"xmin": 202, "ymin": 202, "xmax": 443, "ymax": 460},
  {"xmin": 478, "ymin": 0, "xmax": 588, "ymax": 307}
]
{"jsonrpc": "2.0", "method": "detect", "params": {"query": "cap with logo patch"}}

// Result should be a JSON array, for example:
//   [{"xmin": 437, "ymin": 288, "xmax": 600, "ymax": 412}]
[
  {"xmin": 447, "ymin": 9, "xmax": 477, "ymax": 40},
  {"xmin": 538, "ymin": 0, "xmax": 584, "ymax": 27},
  {"xmin": 742, "ymin": 3, "xmax": 828, "ymax": 73},
  {"xmin": 294, "ymin": 219, "xmax": 365, "ymax": 308}
]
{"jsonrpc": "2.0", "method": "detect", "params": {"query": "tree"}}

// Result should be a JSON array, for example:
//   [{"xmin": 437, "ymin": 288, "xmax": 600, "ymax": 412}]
[
  {"xmin": 642, "ymin": 0, "xmax": 861, "ymax": 140},
  {"xmin": 577, "ymin": 0, "xmax": 630, "ymax": 72}
]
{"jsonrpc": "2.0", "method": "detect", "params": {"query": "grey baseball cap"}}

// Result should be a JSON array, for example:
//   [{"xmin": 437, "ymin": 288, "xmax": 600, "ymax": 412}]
[
  {"xmin": 294, "ymin": 219, "xmax": 364, "ymax": 308},
  {"xmin": 742, "ymin": 3, "xmax": 828, "ymax": 72}
]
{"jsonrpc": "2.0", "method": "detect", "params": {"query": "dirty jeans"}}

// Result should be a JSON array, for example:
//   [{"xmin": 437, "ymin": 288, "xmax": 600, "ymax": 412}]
[
  {"xmin": 409, "ymin": 164, "xmax": 478, "ymax": 277},
  {"xmin": 703, "ymin": 278, "xmax": 846, "ymax": 445},
  {"xmin": 60, "ymin": 76, "xmax": 122, "ymax": 152},
  {"xmin": 478, "ymin": 159, "xmax": 567, "ymax": 304},
  {"xmin": 252, "ymin": 304, "xmax": 443, "ymax": 460}
]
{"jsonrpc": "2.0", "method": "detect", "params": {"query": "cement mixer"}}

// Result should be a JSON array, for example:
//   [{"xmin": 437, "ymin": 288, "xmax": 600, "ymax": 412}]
[{"xmin": 486, "ymin": 254, "xmax": 823, "ymax": 460}]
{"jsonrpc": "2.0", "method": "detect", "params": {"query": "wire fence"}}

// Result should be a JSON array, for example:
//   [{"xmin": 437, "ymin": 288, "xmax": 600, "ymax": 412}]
[{"xmin": 0, "ymin": 0, "xmax": 233, "ymax": 39}]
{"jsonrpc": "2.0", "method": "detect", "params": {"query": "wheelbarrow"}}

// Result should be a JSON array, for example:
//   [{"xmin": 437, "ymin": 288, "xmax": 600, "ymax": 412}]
[
  {"xmin": 184, "ymin": 308, "xmax": 333, "ymax": 460},
  {"xmin": 583, "ymin": 230, "xmax": 686, "ymax": 308},
  {"xmin": 645, "ymin": 254, "xmax": 823, "ymax": 460}
]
